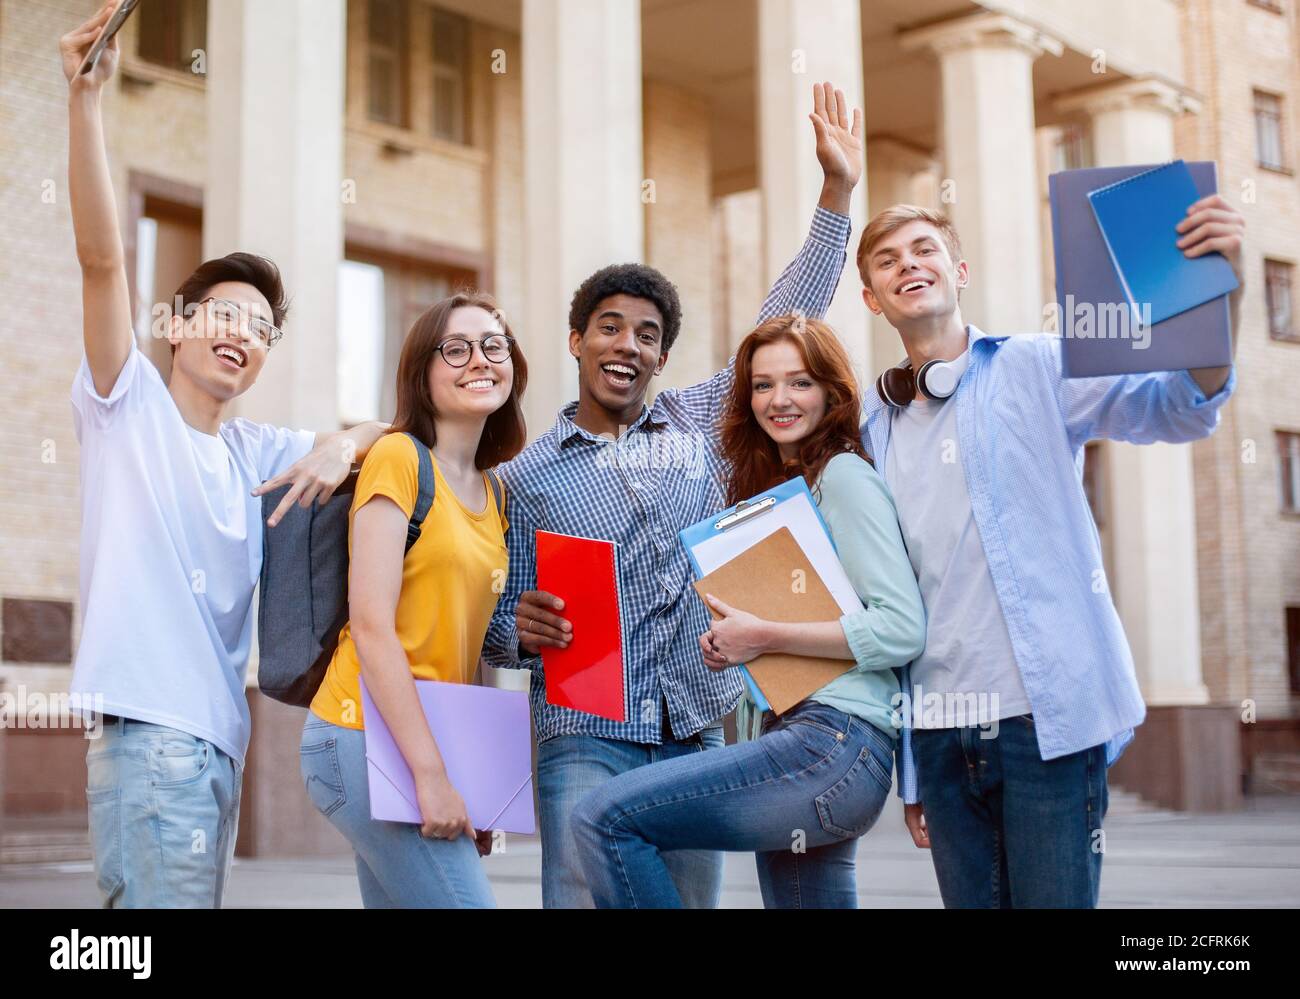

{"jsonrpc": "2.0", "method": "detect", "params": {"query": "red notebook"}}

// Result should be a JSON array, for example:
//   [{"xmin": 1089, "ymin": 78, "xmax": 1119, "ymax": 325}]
[{"xmin": 534, "ymin": 531, "xmax": 626, "ymax": 722}]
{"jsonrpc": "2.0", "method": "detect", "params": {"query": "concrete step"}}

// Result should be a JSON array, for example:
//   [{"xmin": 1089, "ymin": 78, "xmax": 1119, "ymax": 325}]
[{"xmin": 1106, "ymin": 788, "xmax": 1169, "ymax": 816}]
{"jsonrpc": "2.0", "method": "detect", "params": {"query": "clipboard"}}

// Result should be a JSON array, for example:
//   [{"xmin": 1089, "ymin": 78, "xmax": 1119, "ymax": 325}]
[{"xmin": 679, "ymin": 476, "xmax": 865, "ymax": 714}]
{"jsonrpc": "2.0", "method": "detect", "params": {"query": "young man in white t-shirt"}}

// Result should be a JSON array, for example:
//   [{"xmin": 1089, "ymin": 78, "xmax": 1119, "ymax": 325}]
[
  {"xmin": 855, "ymin": 195, "xmax": 1245, "ymax": 907},
  {"xmin": 61, "ymin": 5, "xmax": 388, "ymax": 908}
]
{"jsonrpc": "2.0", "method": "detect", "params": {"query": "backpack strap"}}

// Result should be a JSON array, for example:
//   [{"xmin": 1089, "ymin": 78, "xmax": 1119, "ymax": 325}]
[
  {"xmin": 403, "ymin": 432, "xmax": 436, "ymax": 554},
  {"xmin": 486, "ymin": 470, "xmax": 505, "ymax": 518}
]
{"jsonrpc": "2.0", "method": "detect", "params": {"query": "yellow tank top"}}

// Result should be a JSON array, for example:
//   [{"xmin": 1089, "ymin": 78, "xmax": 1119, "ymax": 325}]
[{"xmin": 310, "ymin": 432, "xmax": 508, "ymax": 728}]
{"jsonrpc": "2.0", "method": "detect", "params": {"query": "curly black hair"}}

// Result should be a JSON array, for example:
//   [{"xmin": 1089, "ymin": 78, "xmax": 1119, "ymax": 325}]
[{"xmin": 567, "ymin": 263, "xmax": 683, "ymax": 353}]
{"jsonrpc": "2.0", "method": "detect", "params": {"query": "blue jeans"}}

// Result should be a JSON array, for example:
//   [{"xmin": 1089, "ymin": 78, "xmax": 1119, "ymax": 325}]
[
  {"xmin": 537, "ymin": 723, "xmax": 726, "ymax": 908},
  {"xmin": 912, "ymin": 713, "xmax": 1109, "ymax": 908},
  {"xmin": 571, "ymin": 702, "xmax": 894, "ymax": 908},
  {"xmin": 299, "ymin": 711, "xmax": 495, "ymax": 908},
  {"xmin": 85, "ymin": 717, "xmax": 242, "ymax": 908}
]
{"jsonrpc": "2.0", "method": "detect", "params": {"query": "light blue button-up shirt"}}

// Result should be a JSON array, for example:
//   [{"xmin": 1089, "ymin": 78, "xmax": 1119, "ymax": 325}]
[{"xmin": 861, "ymin": 325, "xmax": 1236, "ymax": 803}]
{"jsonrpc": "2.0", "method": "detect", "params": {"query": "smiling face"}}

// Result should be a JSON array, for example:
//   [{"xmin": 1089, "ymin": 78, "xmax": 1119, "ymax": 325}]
[
  {"xmin": 569, "ymin": 293, "xmax": 668, "ymax": 424},
  {"xmin": 749, "ymin": 338, "xmax": 829, "ymax": 460},
  {"xmin": 167, "ymin": 280, "xmax": 272, "ymax": 401},
  {"xmin": 861, "ymin": 219, "xmax": 968, "ymax": 328},
  {"xmin": 427, "ymin": 305, "xmax": 514, "ymax": 422}
]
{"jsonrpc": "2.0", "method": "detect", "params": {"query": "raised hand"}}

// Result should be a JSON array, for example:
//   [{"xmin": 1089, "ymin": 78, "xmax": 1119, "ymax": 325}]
[
  {"xmin": 809, "ymin": 81, "xmax": 864, "ymax": 198},
  {"xmin": 60, "ymin": 2, "xmax": 121, "ymax": 90}
]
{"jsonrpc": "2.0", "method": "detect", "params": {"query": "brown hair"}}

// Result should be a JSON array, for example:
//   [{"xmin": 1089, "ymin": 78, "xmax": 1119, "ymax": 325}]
[
  {"xmin": 170, "ymin": 251, "xmax": 288, "ymax": 354},
  {"xmin": 855, "ymin": 204, "xmax": 962, "ymax": 291},
  {"xmin": 389, "ymin": 291, "xmax": 529, "ymax": 469},
  {"xmin": 720, "ymin": 313, "xmax": 868, "ymax": 507}
]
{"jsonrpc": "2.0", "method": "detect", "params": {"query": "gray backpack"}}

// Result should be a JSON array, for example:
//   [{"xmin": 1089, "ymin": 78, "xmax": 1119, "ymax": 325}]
[{"xmin": 256, "ymin": 432, "xmax": 502, "ymax": 706}]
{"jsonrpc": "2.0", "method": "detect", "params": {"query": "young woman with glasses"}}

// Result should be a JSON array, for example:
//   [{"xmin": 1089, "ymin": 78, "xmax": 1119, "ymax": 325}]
[{"xmin": 300, "ymin": 292, "xmax": 529, "ymax": 907}]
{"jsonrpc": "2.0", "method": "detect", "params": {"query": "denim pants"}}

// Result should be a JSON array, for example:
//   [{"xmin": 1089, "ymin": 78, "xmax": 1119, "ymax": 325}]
[
  {"xmin": 536, "ymin": 721, "xmax": 726, "ymax": 908},
  {"xmin": 572, "ymin": 701, "xmax": 894, "ymax": 908},
  {"xmin": 299, "ymin": 711, "xmax": 495, "ymax": 908},
  {"xmin": 911, "ymin": 713, "xmax": 1109, "ymax": 908},
  {"xmin": 85, "ymin": 717, "xmax": 242, "ymax": 908}
]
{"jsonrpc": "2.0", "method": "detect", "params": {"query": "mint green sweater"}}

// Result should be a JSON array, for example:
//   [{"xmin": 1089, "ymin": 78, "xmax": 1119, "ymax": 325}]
[{"xmin": 738, "ymin": 452, "xmax": 927, "ymax": 740}]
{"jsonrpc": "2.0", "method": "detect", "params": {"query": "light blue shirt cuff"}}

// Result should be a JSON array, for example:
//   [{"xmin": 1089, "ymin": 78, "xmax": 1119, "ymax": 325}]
[{"xmin": 1174, "ymin": 364, "xmax": 1236, "ymax": 411}]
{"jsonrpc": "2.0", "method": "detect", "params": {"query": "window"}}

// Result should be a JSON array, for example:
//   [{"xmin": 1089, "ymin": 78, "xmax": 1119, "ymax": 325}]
[
  {"xmin": 1280, "ymin": 431, "xmax": 1300, "ymax": 513},
  {"xmin": 130, "ymin": 188, "xmax": 203, "ymax": 381},
  {"xmin": 1254, "ymin": 90, "xmax": 1287, "ymax": 170},
  {"xmin": 137, "ymin": 0, "xmax": 208, "ymax": 75},
  {"xmin": 1053, "ymin": 123, "xmax": 1092, "ymax": 172},
  {"xmin": 1288, "ymin": 607, "xmax": 1300, "ymax": 695},
  {"xmin": 431, "ymin": 8, "xmax": 469, "ymax": 142},
  {"xmin": 1266, "ymin": 259, "xmax": 1297, "ymax": 341},
  {"xmin": 367, "ymin": 0, "xmax": 409, "ymax": 126},
  {"xmin": 361, "ymin": 0, "xmax": 470, "ymax": 143},
  {"xmin": 337, "ymin": 248, "xmax": 477, "ymax": 424},
  {"xmin": 337, "ymin": 261, "xmax": 387, "ymax": 426}
]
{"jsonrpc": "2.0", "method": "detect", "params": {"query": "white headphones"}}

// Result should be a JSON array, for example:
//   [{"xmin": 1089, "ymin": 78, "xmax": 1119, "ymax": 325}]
[{"xmin": 875, "ymin": 349, "xmax": 969, "ymax": 408}]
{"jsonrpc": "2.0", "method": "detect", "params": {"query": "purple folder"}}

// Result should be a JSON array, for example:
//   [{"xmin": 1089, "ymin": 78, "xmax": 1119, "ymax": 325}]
[
  {"xmin": 359, "ymin": 678, "xmax": 535, "ymax": 834},
  {"xmin": 1049, "ymin": 162, "xmax": 1232, "ymax": 378}
]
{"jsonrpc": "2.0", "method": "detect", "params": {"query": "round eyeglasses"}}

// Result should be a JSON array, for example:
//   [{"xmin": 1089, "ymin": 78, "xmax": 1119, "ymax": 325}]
[
  {"xmin": 435, "ymin": 334, "xmax": 514, "ymax": 368},
  {"xmin": 200, "ymin": 297, "xmax": 284, "ymax": 348}
]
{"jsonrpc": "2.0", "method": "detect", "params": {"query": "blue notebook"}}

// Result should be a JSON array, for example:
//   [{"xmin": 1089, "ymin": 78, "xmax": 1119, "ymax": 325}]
[
  {"xmin": 1087, "ymin": 159, "xmax": 1238, "ymax": 327},
  {"xmin": 1049, "ymin": 162, "xmax": 1234, "ymax": 378}
]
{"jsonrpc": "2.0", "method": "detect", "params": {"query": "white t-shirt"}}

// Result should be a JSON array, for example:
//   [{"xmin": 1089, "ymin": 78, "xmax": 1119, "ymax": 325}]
[
  {"xmin": 70, "ymin": 345, "xmax": 315, "ymax": 763},
  {"xmin": 883, "ymin": 356, "xmax": 1031, "ymax": 728}
]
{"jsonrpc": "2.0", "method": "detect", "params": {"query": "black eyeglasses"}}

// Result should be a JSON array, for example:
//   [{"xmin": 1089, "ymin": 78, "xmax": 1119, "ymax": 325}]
[
  {"xmin": 435, "ymin": 334, "xmax": 514, "ymax": 368},
  {"xmin": 199, "ymin": 297, "xmax": 284, "ymax": 347}
]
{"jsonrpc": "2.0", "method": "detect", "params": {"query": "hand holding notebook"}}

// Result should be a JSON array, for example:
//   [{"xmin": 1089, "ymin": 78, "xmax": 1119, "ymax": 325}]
[
  {"xmin": 534, "ymin": 531, "xmax": 628, "ymax": 722},
  {"xmin": 694, "ymin": 526, "xmax": 855, "ymax": 714},
  {"xmin": 1049, "ymin": 161, "xmax": 1236, "ymax": 377},
  {"xmin": 1087, "ymin": 159, "xmax": 1239, "ymax": 327}
]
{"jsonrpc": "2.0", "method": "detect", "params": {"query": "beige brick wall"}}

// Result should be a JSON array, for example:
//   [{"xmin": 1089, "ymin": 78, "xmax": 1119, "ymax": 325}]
[
  {"xmin": 1180, "ymin": 0, "xmax": 1300, "ymax": 715},
  {"xmin": 0, "ymin": 0, "xmax": 90, "ymax": 690}
]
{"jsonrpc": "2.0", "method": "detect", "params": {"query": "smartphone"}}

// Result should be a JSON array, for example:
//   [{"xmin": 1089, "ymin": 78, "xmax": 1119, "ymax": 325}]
[{"xmin": 77, "ymin": 0, "xmax": 141, "ymax": 76}]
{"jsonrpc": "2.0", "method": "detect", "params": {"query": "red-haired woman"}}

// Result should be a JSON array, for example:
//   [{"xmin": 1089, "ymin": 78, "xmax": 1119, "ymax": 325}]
[{"xmin": 572, "ymin": 313, "xmax": 925, "ymax": 908}]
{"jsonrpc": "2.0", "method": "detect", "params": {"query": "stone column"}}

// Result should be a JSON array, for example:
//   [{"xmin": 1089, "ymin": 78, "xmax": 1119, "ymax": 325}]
[
  {"xmin": 204, "ymin": 0, "xmax": 350, "ymax": 857},
  {"xmin": 865, "ymin": 136, "xmax": 941, "ymax": 371},
  {"xmin": 521, "ymin": 0, "xmax": 644, "ymax": 434},
  {"xmin": 756, "ymin": 0, "xmax": 870, "ymax": 380},
  {"xmin": 901, "ymin": 11, "xmax": 1063, "ymax": 334},
  {"xmin": 204, "ymin": 0, "xmax": 345, "ymax": 432},
  {"xmin": 1056, "ymin": 77, "xmax": 1210, "ymax": 707}
]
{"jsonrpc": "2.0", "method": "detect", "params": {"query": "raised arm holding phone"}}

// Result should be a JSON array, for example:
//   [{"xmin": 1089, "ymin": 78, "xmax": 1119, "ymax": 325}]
[{"xmin": 60, "ymin": 3, "xmax": 385, "ymax": 909}]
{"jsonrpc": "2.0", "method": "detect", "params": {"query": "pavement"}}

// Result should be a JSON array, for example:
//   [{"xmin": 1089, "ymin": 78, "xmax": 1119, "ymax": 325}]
[{"xmin": 4, "ymin": 792, "xmax": 1299, "ymax": 908}]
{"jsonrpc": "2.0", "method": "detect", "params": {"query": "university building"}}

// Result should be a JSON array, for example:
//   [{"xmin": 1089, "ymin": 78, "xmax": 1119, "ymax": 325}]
[{"xmin": 1, "ymin": 0, "xmax": 1297, "ymax": 861}]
